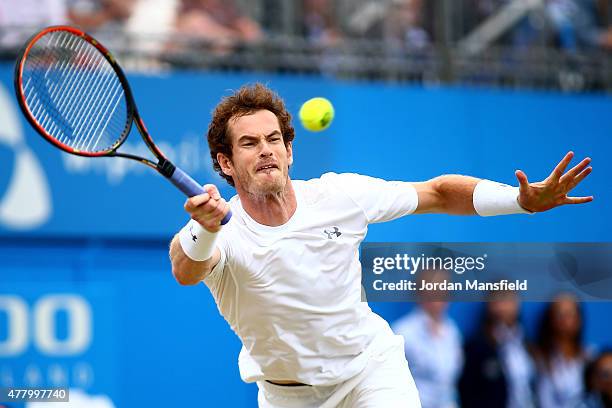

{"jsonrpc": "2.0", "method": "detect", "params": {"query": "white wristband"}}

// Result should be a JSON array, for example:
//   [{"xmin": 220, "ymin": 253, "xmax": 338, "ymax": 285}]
[
  {"xmin": 178, "ymin": 219, "xmax": 219, "ymax": 261},
  {"xmin": 473, "ymin": 179, "xmax": 533, "ymax": 216}
]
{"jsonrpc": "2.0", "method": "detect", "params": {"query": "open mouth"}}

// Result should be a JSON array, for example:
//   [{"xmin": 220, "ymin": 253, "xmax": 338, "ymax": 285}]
[{"xmin": 256, "ymin": 163, "xmax": 279, "ymax": 172}]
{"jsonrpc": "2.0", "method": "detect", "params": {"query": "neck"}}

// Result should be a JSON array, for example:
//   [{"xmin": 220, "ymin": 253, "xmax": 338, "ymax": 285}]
[
  {"xmin": 238, "ymin": 180, "xmax": 297, "ymax": 226},
  {"xmin": 556, "ymin": 337, "xmax": 579, "ymax": 357}
]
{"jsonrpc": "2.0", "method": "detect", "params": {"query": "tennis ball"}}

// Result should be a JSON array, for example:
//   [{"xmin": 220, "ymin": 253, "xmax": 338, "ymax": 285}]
[{"xmin": 299, "ymin": 97, "xmax": 334, "ymax": 132}]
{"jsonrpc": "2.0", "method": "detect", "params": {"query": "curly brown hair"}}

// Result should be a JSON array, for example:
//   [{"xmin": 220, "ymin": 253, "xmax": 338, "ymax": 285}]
[{"xmin": 207, "ymin": 83, "xmax": 295, "ymax": 186}]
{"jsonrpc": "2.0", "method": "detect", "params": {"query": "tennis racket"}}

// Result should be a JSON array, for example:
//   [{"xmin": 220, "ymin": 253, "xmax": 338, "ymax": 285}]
[{"xmin": 14, "ymin": 25, "xmax": 231, "ymax": 224}]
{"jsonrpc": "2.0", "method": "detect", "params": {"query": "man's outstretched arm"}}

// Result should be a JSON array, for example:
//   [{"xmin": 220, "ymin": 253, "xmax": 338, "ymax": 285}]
[
  {"xmin": 412, "ymin": 175, "xmax": 480, "ymax": 215},
  {"xmin": 413, "ymin": 151, "xmax": 593, "ymax": 215}
]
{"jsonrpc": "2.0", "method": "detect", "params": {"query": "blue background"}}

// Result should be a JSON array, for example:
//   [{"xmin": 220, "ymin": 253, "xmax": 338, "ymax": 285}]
[{"xmin": 0, "ymin": 64, "xmax": 610, "ymax": 406}]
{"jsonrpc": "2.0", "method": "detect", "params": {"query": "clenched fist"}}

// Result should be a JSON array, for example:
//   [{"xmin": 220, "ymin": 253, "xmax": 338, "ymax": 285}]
[{"xmin": 184, "ymin": 184, "xmax": 230, "ymax": 233}]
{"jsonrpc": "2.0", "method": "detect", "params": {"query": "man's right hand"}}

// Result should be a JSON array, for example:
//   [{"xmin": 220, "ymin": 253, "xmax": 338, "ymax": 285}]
[{"xmin": 184, "ymin": 184, "xmax": 230, "ymax": 233}]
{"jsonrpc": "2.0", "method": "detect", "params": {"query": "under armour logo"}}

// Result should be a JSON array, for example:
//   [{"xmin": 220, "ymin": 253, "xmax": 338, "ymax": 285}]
[
  {"xmin": 324, "ymin": 227, "xmax": 342, "ymax": 239},
  {"xmin": 189, "ymin": 224, "xmax": 197, "ymax": 242}
]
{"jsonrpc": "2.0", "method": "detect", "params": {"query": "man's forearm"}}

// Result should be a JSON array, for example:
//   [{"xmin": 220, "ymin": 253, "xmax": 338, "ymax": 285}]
[
  {"xmin": 434, "ymin": 174, "xmax": 480, "ymax": 215},
  {"xmin": 169, "ymin": 235, "xmax": 215, "ymax": 285}
]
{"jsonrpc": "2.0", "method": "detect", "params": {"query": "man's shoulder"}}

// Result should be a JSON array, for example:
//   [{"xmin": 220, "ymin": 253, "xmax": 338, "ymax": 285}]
[
  {"xmin": 293, "ymin": 172, "xmax": 374, "ymax": 204},
  {"xmin": 296, "ymin": 172, "xmax": 375, "ymax": 191},
  {"xmin": 318, "ymin": 172, "xmax": 371, "ymax": 183},
  {"xmin": 295, "ymin": 172, "xmax": 373, "ymax": 182}
]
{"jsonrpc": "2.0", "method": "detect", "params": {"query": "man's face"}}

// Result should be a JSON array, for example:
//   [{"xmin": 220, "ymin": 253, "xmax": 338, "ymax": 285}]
[
  {"xmin": 487, "ymin": 296, "xmax": 519, "ymax": 326},
  {"xmin": 220, "ymin": 109, "xmax": 293, "ymax": 196},
  {"xmin": 551, "ymin": 297, "xmax": 581, "ymax": 337}
]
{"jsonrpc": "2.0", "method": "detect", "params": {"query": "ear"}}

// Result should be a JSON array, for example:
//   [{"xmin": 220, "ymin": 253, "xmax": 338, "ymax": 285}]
[
  {"xmin": 217, "ymin": 152, "xmax": 233, "ymax": 177},
  {"xmin": 286, "ymin": 142, "xmax": 293, "ymax": 166}
]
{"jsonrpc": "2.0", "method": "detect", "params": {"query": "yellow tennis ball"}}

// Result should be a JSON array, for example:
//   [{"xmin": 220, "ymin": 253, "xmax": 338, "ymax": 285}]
[{"xmin": 299, "ymin": 97, "xmax": 334, "ymax": 132}]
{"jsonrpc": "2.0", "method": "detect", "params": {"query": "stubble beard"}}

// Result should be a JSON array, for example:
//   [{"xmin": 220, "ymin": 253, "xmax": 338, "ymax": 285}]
[{"xmin": 237, "ymin": 167, "xmax": 288, "ymax": 201}]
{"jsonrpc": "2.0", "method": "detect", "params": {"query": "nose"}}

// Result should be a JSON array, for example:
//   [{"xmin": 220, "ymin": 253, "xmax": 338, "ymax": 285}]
[{"xmin": 259, "ymin": 140, "xmax": 273, "ymax": 157}]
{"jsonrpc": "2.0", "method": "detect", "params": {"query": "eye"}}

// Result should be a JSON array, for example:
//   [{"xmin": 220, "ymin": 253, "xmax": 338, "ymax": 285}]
[{"xmin": 270, "ymin": 136, "xmax": 282, "ymax": 143}]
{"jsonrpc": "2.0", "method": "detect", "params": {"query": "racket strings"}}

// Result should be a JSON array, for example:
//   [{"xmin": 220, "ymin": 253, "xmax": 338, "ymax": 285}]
[{"xmin": 20, "ymin": 30, "xmax": 129, "ymax": 153}]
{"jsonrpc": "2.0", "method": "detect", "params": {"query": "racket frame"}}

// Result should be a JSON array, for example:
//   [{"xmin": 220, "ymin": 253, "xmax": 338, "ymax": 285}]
[
  {"xmin": 14, "ymin": 25, "xmax": 171, "ymax": 173},
  {"xmin": 14, "ymin": 25, "xmax": 232, "ymax": 223}
]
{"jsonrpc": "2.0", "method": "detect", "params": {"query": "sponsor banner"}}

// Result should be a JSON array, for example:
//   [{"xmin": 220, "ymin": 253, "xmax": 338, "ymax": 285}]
[
  {"xmin": 361, "ymin": 243, "xmax": 612, "ymax": 302},
  {"xmin": 0, "ymin": 66, "xmax": 335, "ymax": 238},
  {"xmin": 0, "ymin": 286, "xmax": 117, "ymax": 404},
  {"xmin": 0, "ymin": 64, "xmax": 609, "ymax": 240}
]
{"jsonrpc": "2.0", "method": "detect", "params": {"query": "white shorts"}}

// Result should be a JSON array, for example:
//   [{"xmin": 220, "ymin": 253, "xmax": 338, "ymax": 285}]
[{"xmin": 256, "ymin": 337, "xmax": 421, "ymax": 408}]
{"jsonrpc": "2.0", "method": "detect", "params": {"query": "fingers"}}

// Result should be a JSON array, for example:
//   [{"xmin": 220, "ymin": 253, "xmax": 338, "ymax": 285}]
[
  {"xmin": 568, "ymin": 166, "xmax": 593, "ymax": 188},
  {"xmin": 183, "ymin": 184, "xmax": 229, "ymax": 232},
  {"xmin": 564, "ymin": 196, "xmax": 594, "ymax": 205},
  {"xmin": 204, "ymin": 184, "xmax": 221, "ymax": 200},
  {"xmin": 191, "ymin": 198, "xmax": 229, "ymax": 232},
  {"xmin": 560, "ymin": 157, "xmax": 591, "ymax": 184},
  {"xmin": 184, "ymin": 192, "xmax": 212, "ymax": 212},
  {"xmin": 515, "ymin": 170, "xmax": 530, "ymax": 190},
  {"xmin": 549, "ymin": 151, "xmax": 574, "ymax": 181},
  {"xmin": 184, "ymin": 184, "xmax": 221, "ymax": 212},
  {"xmin": 194, "ymin": 198, "xmax": 225, "ymax": 223}
]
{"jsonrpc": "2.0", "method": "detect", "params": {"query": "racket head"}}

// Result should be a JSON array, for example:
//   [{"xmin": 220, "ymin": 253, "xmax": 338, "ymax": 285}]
[{"xmin": 14, "ymin": 26, "xmax": 135, "ymax": 157}]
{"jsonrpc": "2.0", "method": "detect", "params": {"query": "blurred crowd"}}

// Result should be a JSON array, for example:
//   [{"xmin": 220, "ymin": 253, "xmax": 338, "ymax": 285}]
[
  {"xmin": 0, "ymin": 0, "xmax": 263, "ymax": 52},
  {"xmin": 462, "ymin": 0, "xmax": 612, "ymax": 53},
  {"xmin": 392, "ymin": 270, "xmax": 612, "ymax": 408},
  {"xmin": 1, "ymin": 0, "xmax": 612, "ymax": 54}
]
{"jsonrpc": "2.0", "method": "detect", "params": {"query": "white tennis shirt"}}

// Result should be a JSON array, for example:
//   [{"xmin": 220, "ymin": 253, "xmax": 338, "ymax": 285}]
[{"xmin": 204, "ymin": 172, "xmax": 419, "ymax": 386}]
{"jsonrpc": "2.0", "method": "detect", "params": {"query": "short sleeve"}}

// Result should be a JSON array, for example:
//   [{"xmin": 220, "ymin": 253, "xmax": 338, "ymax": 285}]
[{"xmin": 321, "ymin": 172, "xmax": 418, "ymax": 224}]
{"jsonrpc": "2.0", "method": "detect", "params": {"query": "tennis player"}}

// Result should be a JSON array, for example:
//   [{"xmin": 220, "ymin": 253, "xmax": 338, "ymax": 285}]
[{"xmin": 168, "ymin": 84, "xmax": 593, "ymax": 407}]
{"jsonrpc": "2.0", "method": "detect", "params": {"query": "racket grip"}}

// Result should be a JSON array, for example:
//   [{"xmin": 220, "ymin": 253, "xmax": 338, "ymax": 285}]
[{"xmin": 169, "ymin": 166, "xmax": 232, "ymax": 225}]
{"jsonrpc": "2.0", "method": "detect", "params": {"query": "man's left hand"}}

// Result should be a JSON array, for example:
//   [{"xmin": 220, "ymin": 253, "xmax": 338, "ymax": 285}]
[{"xmin": 515, "ymin": 151, "xmax": 593, "ymax": 213}]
